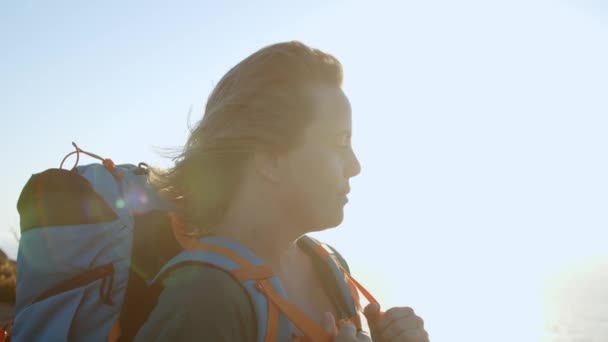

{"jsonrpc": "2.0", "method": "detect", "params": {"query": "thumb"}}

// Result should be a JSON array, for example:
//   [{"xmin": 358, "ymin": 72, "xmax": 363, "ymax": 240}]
[
  {"xmin": 363, "ymin": 303, "xmax": 382, "ymax": 325},
  {"xmin": 322, "ymin": 312, "xmax": 337, "ymax": 337}
]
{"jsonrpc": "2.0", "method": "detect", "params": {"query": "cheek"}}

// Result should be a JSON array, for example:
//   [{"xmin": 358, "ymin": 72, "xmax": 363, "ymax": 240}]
[
  {"xmin": 292, "ymin": 156, "xmax": 342, "ymax": 194},
  {"xmin": 282, "ymin": 145, "xmax": 345, "ymax": 196}
]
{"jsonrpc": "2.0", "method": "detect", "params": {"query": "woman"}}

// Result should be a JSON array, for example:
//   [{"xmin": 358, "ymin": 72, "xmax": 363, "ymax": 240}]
[{"xmin": 136, "ymin": 41, "xmax": 429, "ymax": 342}]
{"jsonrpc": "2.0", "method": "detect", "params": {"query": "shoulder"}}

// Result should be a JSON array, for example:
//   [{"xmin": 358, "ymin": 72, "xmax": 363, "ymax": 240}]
[
  {"xmin": 161, "ymin": 265, "xmax": 254, "ymax": 315},
  {"xmin": 161, "ymin": 264, "xmax": 242, "ymax": 289},
  {"xmin": 134, "ymin": 265, "xmax": 256, "ymax": 342}
]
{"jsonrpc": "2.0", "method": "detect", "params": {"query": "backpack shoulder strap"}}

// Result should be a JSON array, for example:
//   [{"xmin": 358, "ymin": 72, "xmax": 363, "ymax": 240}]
[
  {"xmin": 152, "ymin": 236, "xmax": 274, "ymax": 284},
  {"xmin": 297, "ymin": 236, "xmax": 381, "ymax": 330},
  {"xmin": 151, "ymin": 236, "xmax": 341, "ymax": 342},
  {"xmin": 152, "ymin": 236, "xmax": 299, "ymax": 342}
]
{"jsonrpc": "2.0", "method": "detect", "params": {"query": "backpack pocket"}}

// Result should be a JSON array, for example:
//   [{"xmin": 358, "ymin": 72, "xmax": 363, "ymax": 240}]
[
  {"xmin": 12, "ymin": 283, "xmax": 86, "ymax": 341},
  {"xmin": 12, "ymin": 263, "xmax": 121, "ymax": 341}
]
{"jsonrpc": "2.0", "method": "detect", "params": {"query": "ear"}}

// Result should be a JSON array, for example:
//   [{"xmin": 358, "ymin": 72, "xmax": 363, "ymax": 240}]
[{"xmin": 253, "ymin": 148, "xmax": 281, "ymax": 183}]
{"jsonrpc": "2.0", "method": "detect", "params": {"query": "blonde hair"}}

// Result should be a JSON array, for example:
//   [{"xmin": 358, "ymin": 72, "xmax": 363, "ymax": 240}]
[{"xmin": 153, "ymin": 41, "xmax": 343, "ymax": 234}]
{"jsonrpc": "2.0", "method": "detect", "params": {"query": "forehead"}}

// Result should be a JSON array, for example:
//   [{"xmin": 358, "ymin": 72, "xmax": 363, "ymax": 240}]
[{"xmin": 306, "ymin": 85, "xmax": 352, "ymax": 131}]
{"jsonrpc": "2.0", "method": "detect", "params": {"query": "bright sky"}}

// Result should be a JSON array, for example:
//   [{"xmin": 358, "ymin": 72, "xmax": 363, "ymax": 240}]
[{"xmin": 1, "ymin": 1, "xmax": 607, "ymax": 341}]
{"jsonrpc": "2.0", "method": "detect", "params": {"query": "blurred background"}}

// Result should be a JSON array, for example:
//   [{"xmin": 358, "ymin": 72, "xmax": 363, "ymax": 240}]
[{"xmin": 1, "ymin": 1, "xmax": 607, "ymax": 340}]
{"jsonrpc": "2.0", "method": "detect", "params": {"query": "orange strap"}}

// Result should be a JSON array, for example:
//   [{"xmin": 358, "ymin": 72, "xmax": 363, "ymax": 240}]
[
  {"xmin": 339, "ymin": 264, "xmax": 385, "ymax": 324},
  {"xmin": 185, "ymin": 241, "xmax": 274, "ymax": 282},
  {"xmin": 260, "ymin": 279, "xmax": 280, "ymax": 342},
  {"xmin": 342, "ymin": 267, "xmax": 379, "ymax": 305},
  {"xmin": 314, "ymin": 244, "xmax": 380, "ymax": 305},
  {"xmin": 315, "ymin": 244, "xmax": 385, "ymax": 322},
  {"xmin": 107, "ymin": 320, "xmax": 121, "ymax": 342},
  {"xmin": 256, "ymin": 279, "xmax": 334, "ymax": 342}
]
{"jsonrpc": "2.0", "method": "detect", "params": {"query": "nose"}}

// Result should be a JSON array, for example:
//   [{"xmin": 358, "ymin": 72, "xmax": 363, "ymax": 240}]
[{"xmin": 346, "ymin": 147, "xmax": 361, "ymax": 178}]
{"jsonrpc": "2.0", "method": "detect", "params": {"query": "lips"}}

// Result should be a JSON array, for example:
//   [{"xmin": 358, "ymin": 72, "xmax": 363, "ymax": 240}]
[
  {"xmin": 339, "ymin": 187, "xmax": 351, "ymax": 196},
  {"xmin": 339, "ymin": 189, "xmax": 350, "ymax": 204},
  {"xmin": 338, "ymin": 186, "xmax": 350, "ymax": 204}
]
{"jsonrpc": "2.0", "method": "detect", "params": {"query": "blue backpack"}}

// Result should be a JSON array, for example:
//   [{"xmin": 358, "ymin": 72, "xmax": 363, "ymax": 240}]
[
  {"xmin": 12, "ymin": 144, "xmax": 184, "ymax": 341},
  {"xmin": 9, "ymin": 144, "xmax": 377, "ymax": 341}
]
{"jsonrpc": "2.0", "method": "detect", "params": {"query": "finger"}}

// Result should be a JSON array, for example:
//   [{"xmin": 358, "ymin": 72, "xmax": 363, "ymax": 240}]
[
  {"xmin": 395, "ymin": 328, "xmax": 429, "ymax": 342},
  {"xmin": 375, "ymin": 307, "xmax": 416, "ymax": 333},
  {"xmin": 335, "ymin": 321, "xmax": 357, "ymax": 339},
  {"xmin": 378, "ymin": 316, "xmax": 424, "ymax": 341},
  {"xmin": 322, "ymin": 312, "xmax": 337, "ymax": 336},
  {"xmin": 396, "ymin": 315, "xmax": 424, "ymax": 330},
  {"xmin": 384, "ymin": 307, "xmax": 415, "ymax": 321},
  {"xmin": 363, "ymin": 303, "xmax": 382, "ymax": 325}
]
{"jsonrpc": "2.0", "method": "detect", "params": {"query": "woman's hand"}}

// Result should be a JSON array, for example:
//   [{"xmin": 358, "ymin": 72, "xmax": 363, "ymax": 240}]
[{"xmin": 364, "ymin": 304, "xmax": 429, "ymax": 342}]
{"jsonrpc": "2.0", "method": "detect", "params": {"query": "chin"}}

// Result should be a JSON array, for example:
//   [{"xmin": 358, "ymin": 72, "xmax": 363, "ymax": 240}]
[
  {"xmin": 309, "ymin": 212, "xmax": 344, "ymax": 232},
  {"xmin": 307, "ymin": 225, "xmax": 340, "ymax": 234}
]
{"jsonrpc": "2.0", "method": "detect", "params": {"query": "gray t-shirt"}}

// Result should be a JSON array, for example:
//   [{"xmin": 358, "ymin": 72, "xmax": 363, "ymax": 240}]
[{"xmin": 134, "ymin": 265, "xmax": 256, "ymax": 341}]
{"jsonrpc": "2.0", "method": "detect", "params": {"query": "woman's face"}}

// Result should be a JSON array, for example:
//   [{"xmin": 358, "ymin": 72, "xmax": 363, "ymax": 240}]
[{"xmin": 276, "ymin": 85, "xmax": 361, "ymax": 232}]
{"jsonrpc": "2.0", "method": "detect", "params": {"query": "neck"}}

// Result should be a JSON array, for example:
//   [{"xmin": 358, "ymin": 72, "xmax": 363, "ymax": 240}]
[
  {"xmin": 213, "ymin": 199, "xmax": 308, "ymax": 269},
  {"xmin": 216, "ymin": 224, "xmax": 302, "ymax": 264}
]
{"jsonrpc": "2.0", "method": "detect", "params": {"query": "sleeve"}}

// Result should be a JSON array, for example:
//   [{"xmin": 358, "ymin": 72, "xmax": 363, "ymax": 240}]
[{"xmin": 134, "ymin": 265, "xmax": 257, "ymax": 342}]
